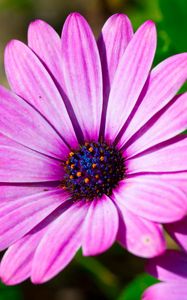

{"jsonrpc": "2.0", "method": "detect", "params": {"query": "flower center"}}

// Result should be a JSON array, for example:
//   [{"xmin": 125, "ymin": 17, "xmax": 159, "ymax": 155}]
[{"xmin": 62, "ymin": 142, "xmax": 125, "ymax": 200}]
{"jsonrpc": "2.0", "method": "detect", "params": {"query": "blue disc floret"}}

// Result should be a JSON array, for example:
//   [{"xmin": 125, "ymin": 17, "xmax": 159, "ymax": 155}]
[{"xmin": 62, "ymin": 141, "xmax": 126, "ymax": 200}]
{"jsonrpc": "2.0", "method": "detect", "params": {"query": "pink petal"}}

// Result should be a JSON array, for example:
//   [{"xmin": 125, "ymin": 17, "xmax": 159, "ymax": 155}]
[
  {"xmin": 0, "ymin": 203, "xmax": 69, "ymax": 285},
  {"xmin": 112, "ymin": 176, "xmax": 186, "ymax": 222},
  {"xmin": 119, "ymin": 53, "xmax": 187, "ymax": 149},
  {"xmin": 126, "ymin": 93, "xmax": 187, "ymax": 157},
  {"xmin": 127, "ymin": 136, "xmax": 187, "ymax": 173},
  {"xmin": 28, "ymin": 19, "xmax": 64, "ymax": 86},
  {"xmin": 166, "ymin": 216, "xmax": 187, "ymax": 251},
  {"xmin": 118, "ymin": 53, "xmax": 187, "ymax": 147},
  {"xmin": 0, "ymin": 189, "xmax": 69, "ymax": 250},
  {"xmin": 0, "ymin": 134, "xmax": 60, "ymax": 185},
  {"xmin": 105, "ymin": 20, "xmax": 156, "ymax": 142},
  {"xmin": 82, "ymin": 196, "xmax": 119, "ymax": 256},
  {"xmin": 143, "ymin": 283, "xmax": 187, "ymax": 300},
  {"xmin": 162, "ymin": 172, "xmax": 187, "ymax": 197},
  {"xmin": 98, "ymin": 13, "xmax": 133, "ymax": 89},
  {"xmin": 5, "ymin": 39, "xmax": 78, "ymax": 149},
  {"xmin": 28, "ymin": 20, "xmax": 84, "ymax": 141},
  {"xmin": 0, "ymin": 138, "xmax": 63, "ymax": 182},
  {"xmin": 146, "ymin": 250, "xmax": 187, "ymax": 282},
  {"xmin": 0, "ymin": 183, "xmax": 56, "ymax": 203},
  {"xmin": 31, "ymin": 201, "xmax": 89, "ymax": 283},
  {"xmin": 0, "ymin": 226, "xmax": 46, "ymax": 285},
  {"xmin": 117, "ymin": 205, "xmax": 165, "ymax": 258},
  {"xmin": 0, "ymin": 86, "xmax": 69, "ymax": 159},
  {"xmin": 98, "ymin": 14, "xmax": 133, "ymax": 135},
  {"xmin": 61, "ymin": 13, "xmax": 102, "ymax": 141}
]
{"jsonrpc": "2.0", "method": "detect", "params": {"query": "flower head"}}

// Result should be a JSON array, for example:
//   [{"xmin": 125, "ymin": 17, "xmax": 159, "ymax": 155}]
[{"xmin": 0, "ymin": 12, "xmax": 187, "ymax": 284}]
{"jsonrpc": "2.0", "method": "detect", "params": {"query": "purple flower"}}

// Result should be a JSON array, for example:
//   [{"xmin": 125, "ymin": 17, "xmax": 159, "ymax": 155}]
[
  {"xmin": 143, "ymin": 250, "xmax": 187, "ymax": 300},
  {"xmin": 0, "ymin": 12, "xmax": 187, "ymax": 284}
]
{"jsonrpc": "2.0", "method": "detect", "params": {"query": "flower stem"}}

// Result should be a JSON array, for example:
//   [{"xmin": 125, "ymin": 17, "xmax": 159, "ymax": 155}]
[{"xmin": 75, "ymin": 251, "xmax": 120, "ymax": 299}]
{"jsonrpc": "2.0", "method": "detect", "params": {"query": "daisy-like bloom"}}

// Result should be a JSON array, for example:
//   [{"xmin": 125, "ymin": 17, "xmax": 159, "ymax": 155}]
[
  {"xmin": 143, "ymin": 250, "xmax": 187, "ymax": 300},
  {"xmin": 0, "ymin": 12, "xmax": 187, "ymax": 285}
]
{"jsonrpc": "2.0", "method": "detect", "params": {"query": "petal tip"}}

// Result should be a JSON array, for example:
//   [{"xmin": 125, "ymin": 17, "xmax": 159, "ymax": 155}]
[
  {"xmin": 63, "ymin": 12, "xmax": 87, "ymax": 31},
  {"xmin": 141, "ymin": 19, "xmax": 156, "ymax": 33},
  {"xmin": 146, "ymin": 19, "xmax": 155, "ymax": 25},
  {"xmin": 82, "ymin": 244, "xmax": 101, "ymax": 256},
  {"xmin": 82, "ymin": 248, "xmax": 92, "ymax": 257},
  {"xmin": 104, "ymin": 13, "xmax": 132, "ymax": 28},
  {"xmin": 67, "ymin": 12, "xmax": 84, "ymax": 21},
  {"xmin": 4, "ymin": 39, "xmax": 24, "ymax": 56},
  {"xmin": 31, "ymin": 274, "xmax": 43, "ymax": 285},
  {"xmin": 111, "ymin": 13, "xmax": 128, "ymax": 19},
  {"xmin": 82, "ymin": 246, "xmax": 106, "ymax": 257},
  {"xmin": 0, "ymin": 273, "xmax": 13, "ymax": 286},
  {"xmin": 31, "ymin": 272, "xmax": 53, "ymax": 285},
  {"xmin": 28, "ymin": 19, "xmax": 46, "ymax": 29},
  {"xmin": 5, "ymin": 39, "xmax": 18, "ymax": 51},
  {"xmin": 111, "ymin": 13, "xmax": 132, "ymax": 27},
  {"xmin": 4, "ymin": 40, "xmax": 19, "ymax": 62}
]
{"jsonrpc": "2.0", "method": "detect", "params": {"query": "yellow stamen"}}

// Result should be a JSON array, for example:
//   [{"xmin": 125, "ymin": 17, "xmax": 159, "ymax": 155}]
[
  {"xmin": 77, "ymin": 172, "xmax": 82, "ymax": 177},
  {"xmin": 100, "ymin": 156, "xmax": 104, "ymax": 161},
  {"xmin": 69, "ymin": 152, "xmax": 74, "ymax": 157},
  {"xmin": 70, "ymin": 175, "xmax": 74, "ymax": 179},
  {"xmin": 84, "ymin": 178, "xmax": 90, "ymax": 183},
  {"xmin": 88, "ymin": 147, "xmax": 93, "ymax": 152},
  {"xmin": 92, "ymin": 163, "xmax": 97, "ymax": 169},
  {"xmin": 70, "ymin": 164, "xmax": 75, "ymax": 169},
  {"xmin": 95, "ymin": 174, "xmax": 99, "ymax": 179}
]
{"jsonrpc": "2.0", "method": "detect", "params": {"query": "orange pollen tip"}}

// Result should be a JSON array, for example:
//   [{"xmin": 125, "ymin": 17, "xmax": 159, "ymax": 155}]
[
  {"xmin": 69, "ymin": 152, "xmax": 74, "ymax": 157},
  {"xmin": 66, "ymin": 160, "xmax": 69, "ymax": 165},
  {"xmin": 95, "ymin": 174, "xmax": 99, "ymax": 179},
  {"xmin": 92, "ymin": 163, "xmax": 97, "ymax": 169},
  {"xmin": 100, "ymin": 156, "xmax": 104, "ymax": 161},
  {"xmin": 76, "ymin": 172, "xmax": 82, "ymax": 177},
  {"xmin": 84, "ymin": 178, "xmax": 90, "ymax": 183},
  {"xmin": 88, "ymin": 147, "xmax": 93, "ymax": 152},
  {"xmin": 70, "ymin": 164, "xmax": 75, "ymax": 169},
  {"xmin": 70, "ymin": 175, "xmax": 74, "ymax": 179}
]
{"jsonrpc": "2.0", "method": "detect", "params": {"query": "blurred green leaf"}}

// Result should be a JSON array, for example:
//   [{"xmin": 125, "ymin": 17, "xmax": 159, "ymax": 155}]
[
  {"xmin": 159, "ymin": 0, "xmax": 187, "ymax": 52},
  {"xmin": 0, "ymin": 282, "xmax": 23, "ymax": 300},
  {"xmin": 0, "ymin": 0, "xmax": 33, "ymax": 11},
  {"xmin": 127, "ymin": 0, "xmax": 161, "ymax": 29},
  {"xmin": 153, "ymin": 24, "xmax": 175, "ymax": 66},
  {"xmin": 117, "ymin": 273, "xmax": 158, "ymax": 300},
  {"xmin": 178, "ymin": 81, "xmax": 187, "ymax": 94}
]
